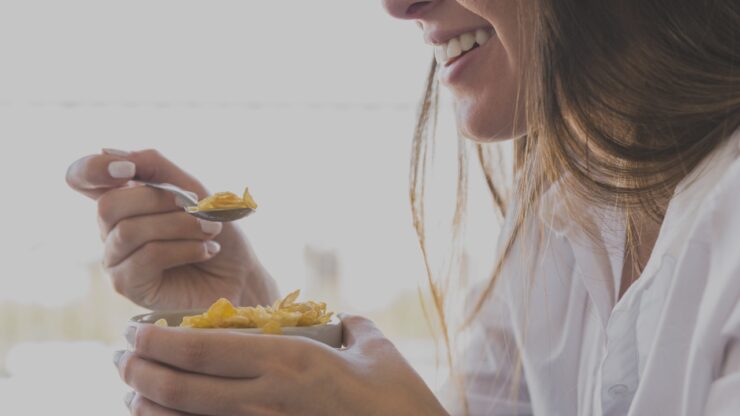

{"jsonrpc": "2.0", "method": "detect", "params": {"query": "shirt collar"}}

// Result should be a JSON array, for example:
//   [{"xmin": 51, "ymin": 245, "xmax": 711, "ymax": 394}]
[{"xmin": 538, "ymin": 180, "xmax": 621, "ymax": 327}]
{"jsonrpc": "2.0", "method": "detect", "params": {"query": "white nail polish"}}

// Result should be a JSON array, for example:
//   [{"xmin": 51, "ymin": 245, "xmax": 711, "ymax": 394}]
[
  {"xmin": 108, "ymin": 161, "xmax": 136, "ymax": 179},
  {"xmin": 102, "ymin": 148, "xmax": 131, "ymax": 157},
  {"xmin": 199, "ymin": 219, "xmax": 223, "ymax": 235},
  {"xmin": 205, "ymin": 240, "xmax": 221, "ymax": 255}
]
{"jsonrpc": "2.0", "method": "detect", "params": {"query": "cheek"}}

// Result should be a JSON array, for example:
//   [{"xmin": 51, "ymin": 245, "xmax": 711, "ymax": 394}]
[
  {"xmin": 456, "ymin": 0, "xmax": 488, "ymax": 14},
  {"xmin": 449, "ymin": 40, "xmax": 525, "ymax": 142}
]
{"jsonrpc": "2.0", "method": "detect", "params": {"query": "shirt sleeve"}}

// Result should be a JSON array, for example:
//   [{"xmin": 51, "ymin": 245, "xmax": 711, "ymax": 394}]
[{"xmin": 701, "ymin": 156, "xmax": 740, "ymax": 415}]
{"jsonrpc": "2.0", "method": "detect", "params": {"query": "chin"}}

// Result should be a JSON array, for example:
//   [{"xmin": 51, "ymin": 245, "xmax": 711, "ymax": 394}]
[{"xmin": 455, "ymin": 102, "xmax": 524, "ymax": 143}]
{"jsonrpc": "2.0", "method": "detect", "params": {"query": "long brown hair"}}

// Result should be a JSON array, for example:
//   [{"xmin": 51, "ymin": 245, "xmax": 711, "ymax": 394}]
[{"xmin": 412, "ymin": 0, "xmax": 740, "ymax": 411}]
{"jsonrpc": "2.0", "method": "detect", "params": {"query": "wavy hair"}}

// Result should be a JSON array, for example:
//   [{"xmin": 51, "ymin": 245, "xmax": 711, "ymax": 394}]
[{"xmin": 411, "ymin": 0, "xmax": 740, "ymax": 412}]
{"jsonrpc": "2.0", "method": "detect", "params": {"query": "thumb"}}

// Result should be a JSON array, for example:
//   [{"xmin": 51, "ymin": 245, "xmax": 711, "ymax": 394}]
[
  {"xmin": 339, "ymin": 314, "xmax": 386, "ymax": 349},
  {"xmin": 66, "ymin": 148, "xmax": 207, "ymax": 201},
  {"xmin": 123, "ymin": 149, "xmax": 208, "ymax": 198}
]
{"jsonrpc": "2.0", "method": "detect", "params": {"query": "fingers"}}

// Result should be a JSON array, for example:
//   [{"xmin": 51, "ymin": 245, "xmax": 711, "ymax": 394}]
[
  {"xmin": 340, "ymin": 314, "xmax": 389, "ymax": 350},
  {"xmin": 108, "ymin": 240, "xmax": 221, "ymax": 302},
  {"xmin": 127, "ymin": 393, "xmax": 202, "ymax": 416},
  {"xmin": 118, "ymin": 352, "xmax": 246, "ymax": 416},
  {"xmin": 67, "ymin": 148, "xmax": 207, "ymax": 201},
  {"xmin": 104, "ymin": 211, "xmax": 222, "ymax": 268},
  {"xmin": 97, "ymin": 185, "xmax": 190, "ymax": 238},
  {"xmin": 130, "ymin": 324, "xmax": 306, "ymax": 378}
]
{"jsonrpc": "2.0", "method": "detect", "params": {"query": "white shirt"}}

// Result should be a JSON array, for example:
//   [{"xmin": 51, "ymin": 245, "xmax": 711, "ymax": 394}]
[{"xmin": 442, "ymin": 128, "xmax": 740, "ymax": 416}]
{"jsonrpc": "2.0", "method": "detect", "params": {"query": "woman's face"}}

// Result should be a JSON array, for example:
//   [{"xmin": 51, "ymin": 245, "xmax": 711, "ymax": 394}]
[{"xmin": 383, "ymin": 0, "xmax": 525, "ymax": 142}]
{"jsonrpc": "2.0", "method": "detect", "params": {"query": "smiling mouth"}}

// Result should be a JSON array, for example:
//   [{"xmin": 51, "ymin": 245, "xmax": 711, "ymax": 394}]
[{"xmin": 434, "ymin": 28, "xmax": 493, "ymax": 67}]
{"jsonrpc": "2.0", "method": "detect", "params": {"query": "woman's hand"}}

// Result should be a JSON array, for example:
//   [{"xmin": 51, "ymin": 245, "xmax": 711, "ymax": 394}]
[
  {"xmin": 115, "ymin": 315, "xmax": 448, "ymax": 416},
  {"xmin": 66, "ymin": 149, "xmax": 279, "ymax": 310}
]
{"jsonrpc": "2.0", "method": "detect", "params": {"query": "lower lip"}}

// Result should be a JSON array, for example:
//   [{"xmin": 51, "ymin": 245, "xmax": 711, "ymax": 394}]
[{"xmin": 439, "ymin": 41, "xmax": 489, "ymax": 85}]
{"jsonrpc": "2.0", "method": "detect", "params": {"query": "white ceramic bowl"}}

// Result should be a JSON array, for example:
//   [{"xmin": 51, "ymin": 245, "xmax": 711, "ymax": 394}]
[{"xmin": 130, "ymin": 310, "xmax": 343, "ymax": 348}]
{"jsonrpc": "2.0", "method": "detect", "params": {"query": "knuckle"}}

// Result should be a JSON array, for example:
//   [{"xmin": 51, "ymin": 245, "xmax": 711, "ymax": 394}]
[
  {"xmin": 110, "ymin": 275, "xmax": 127, "ymax": 296},
  {"xmin": 273, "ymin": 340, "xmax": 325, "ymax": 381},
  {"xmin": 96, "ymin": 193, "xmax": 117, "ymax": 230},
  {"xmin": 113, "ymin": 219, "xmax": 133, "ymax": 245},
  {"xmin": 194, "ymin": 242, "xmax": 210, "ymax": 260},
  {"xmin": 360, "ymin": 335, "xmax": 394, "ymax": 353},
  {"xmin": 119, "ymin": 354, "xmax": 137, "ymax": 385},
  {"xmin": 287, "ymin": 342, "xmax": 317, "ymax": 372},
  {"xmin": 135, "ymin": 241, "xmax": 162, "ymax": 266},
  {"xmin": 107, "ymin": 267, "xmax": 129, "ymax": 296},
  {"xmin": 133, "ymin": 326, "xmax": 152, "ymax": 356},
  {"xmin": 156, "ymin": 376, "xmax": 185, "ymax": 406},
  {"xmin": 186, "ymin": 214, "xmax": 206, "ymax": 233},
  {"xmin": 110, "ymin": 218, "xmax": 139, "ymax": 253},
  {"xmin": 292, "ymin": 361, "xmax": 323, "ymax": 389},
  {"xmin": 139, "ymin": 148, "xmax": 164, "ymax": 163},
  {"xmin": 175, "ymin": 241, "xmax": 205, "ymax": 263},
  {"xmin": 181, "ymin": 338, "xmax": 208, "ymax": 369}
]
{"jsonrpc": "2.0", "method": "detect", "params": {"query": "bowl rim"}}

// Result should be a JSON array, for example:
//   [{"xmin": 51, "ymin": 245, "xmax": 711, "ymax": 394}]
[
  {"xmin": 129, "ymin": 310, "xmax": 343, "ymax": 348},
  {"xmin": 129, "ymin": 309, "xmax": 342, "ymax": 330}
]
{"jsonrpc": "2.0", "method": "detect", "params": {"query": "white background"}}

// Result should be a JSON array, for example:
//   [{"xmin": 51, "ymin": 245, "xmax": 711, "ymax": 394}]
[{"xmin": 0, "ymin": 1, "xmax": 503, "ymax": 414}]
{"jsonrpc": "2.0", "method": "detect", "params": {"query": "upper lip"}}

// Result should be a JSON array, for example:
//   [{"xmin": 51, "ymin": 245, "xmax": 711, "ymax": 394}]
[{"xmin": 424, "ymin": 26, "xmax": 493, "ymax": 46}]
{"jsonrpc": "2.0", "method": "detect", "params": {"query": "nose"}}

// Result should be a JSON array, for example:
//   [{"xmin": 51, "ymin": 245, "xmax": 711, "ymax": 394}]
[{"xmin": 382, "ymin": 0, "xmax": 435, "ymax": 19}]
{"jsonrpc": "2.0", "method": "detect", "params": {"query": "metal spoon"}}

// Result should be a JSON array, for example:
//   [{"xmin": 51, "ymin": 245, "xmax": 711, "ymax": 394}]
[{"xmin": 143, "ymin": 182, "xmax": 255, "ymax": 222}]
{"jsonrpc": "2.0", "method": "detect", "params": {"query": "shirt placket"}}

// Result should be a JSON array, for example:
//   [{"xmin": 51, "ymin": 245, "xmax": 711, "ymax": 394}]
[{"xmin": 599, "ymin": 305, "xmax": 640, "ymax": 416}]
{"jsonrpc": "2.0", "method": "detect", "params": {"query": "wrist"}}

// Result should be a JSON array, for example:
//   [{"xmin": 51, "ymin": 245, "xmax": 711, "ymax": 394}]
[{"xmin": 240, "ymin": 261, "xmax": 279, "ymax": 306}]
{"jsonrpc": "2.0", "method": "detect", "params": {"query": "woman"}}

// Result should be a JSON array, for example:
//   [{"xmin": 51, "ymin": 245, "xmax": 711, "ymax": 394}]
[{"xmin": 66, "ymin": 0, "xmax": 740, "ymax": 414}]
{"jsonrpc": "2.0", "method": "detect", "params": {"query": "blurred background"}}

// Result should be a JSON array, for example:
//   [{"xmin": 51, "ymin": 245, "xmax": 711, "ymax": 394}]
[{"xmin": 0, "ymin": 0, "xmax": 502, "ymax": 414}]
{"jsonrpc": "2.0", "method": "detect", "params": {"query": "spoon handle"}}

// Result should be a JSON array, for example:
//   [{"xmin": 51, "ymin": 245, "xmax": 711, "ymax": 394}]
[{"xmin": 141, "ymin": 182, "xmax": 199, "ymax": 207}]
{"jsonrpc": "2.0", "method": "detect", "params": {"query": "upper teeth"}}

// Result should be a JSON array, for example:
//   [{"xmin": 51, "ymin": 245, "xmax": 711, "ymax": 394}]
[{"xmin": 434, "ymin": 29, "xmax": 492, "ymax": 65}]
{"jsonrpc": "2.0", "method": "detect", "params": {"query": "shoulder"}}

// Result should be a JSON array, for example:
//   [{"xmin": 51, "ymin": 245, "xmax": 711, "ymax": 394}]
[
  {"xmin": 675, "ymin": 128, "xmax": 740, "ymax": 246},
  {"xmin": 666, "ymin": 131, "xmax": 740, "ymax": 354},
  {"xmin": 680, "ymin": 131, "xmax": 740, "ymax": 316},
  {"xmin": 697, "ymin": 135, "xmax": 740, "ymax": 247},
  {"xmin": 706, "ymin": 148, "xmax": 740, "ymax": 216}
]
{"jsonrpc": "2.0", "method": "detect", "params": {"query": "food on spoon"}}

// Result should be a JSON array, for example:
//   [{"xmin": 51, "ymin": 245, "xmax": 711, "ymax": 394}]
[
  {"xmin": 186, "ymin": 187, "xmax": 257, "ymax": 213},
  {"xmin": 175, "ymin": 290, "xmax": 333, "ymax": 335}
]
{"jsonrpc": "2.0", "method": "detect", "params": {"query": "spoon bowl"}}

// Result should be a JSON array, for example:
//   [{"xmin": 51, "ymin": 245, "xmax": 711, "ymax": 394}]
[
  {"xmin": 187, "ymin": 207, "xmax": 255, "ymax": 222},
  {"xmin": 143, "ymin": 182, "xmax": 255, "ymax": 222}
]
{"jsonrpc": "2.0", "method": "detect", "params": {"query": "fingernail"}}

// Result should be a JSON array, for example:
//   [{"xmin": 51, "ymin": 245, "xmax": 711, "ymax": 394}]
[
  {"xmin": 123, "ymin": 391, "xmax": 135, "ymax": 410},
  {"xmin": 199, "ymin": 219, "xmax": 223, "ymax": 235},
  {"xmin": 205, "ymin": 240, "xmax": 221, "ymax": 255},
  {"xmin": 124, "ymin": 325, "xmax": 137, "ymax": 349},
  {"xmin": 108, "ymin": 161, "xmax": 136, "ymax": 179},
  {"xmin": 102, "ymin": 148, "xmax": 131, "ymax": 157},
  {"xmin": 113, "ymin": 350, "xmax": 125, "ymax": 367}
]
